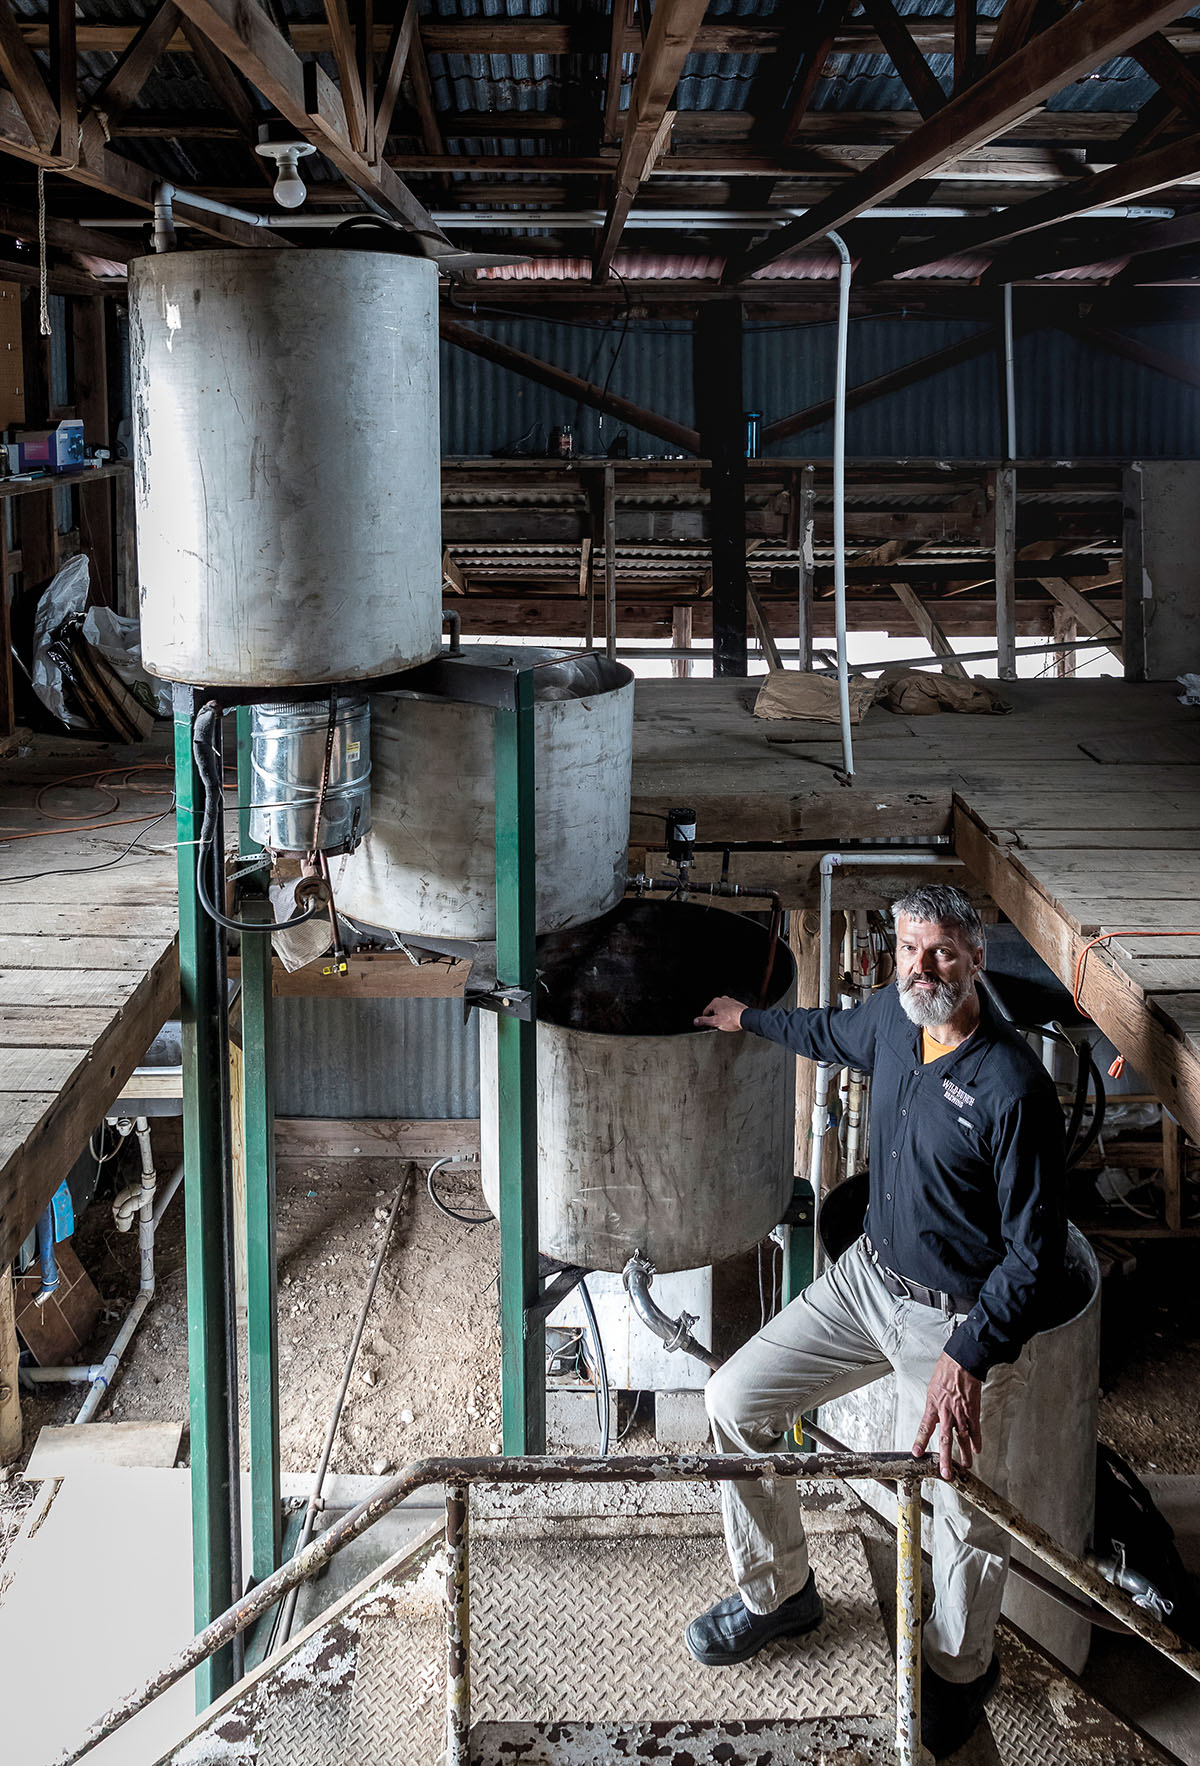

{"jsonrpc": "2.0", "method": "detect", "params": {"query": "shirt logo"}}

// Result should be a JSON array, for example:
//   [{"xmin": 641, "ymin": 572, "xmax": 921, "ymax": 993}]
[{"xmin": 943, "ymin": 1078, "xmax": 975, "ymax": 1109}]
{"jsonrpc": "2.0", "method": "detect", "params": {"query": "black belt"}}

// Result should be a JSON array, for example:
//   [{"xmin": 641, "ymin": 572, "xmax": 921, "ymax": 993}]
[{"xmin": 863, "ymin": 1236, "xmax": 976, "ymax": 1316}]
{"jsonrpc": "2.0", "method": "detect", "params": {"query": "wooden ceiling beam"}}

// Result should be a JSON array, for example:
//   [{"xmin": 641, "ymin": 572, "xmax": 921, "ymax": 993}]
[
  {"xmin": 0, "ymin": 198, "xmax": 137, "ymax": 264},
  {"xmin": 602, "ymin": 0, "xmax": 632, "ymax": 147},
  {"xmin": 725, "ymin": 0, "xmax": 1198, "ymax": 284},
  {"xmin": 171, "ymin": 0, "xmax": 449, "ymax": 241},
  {"xmin": 374, "ymin": 0, "xmax": 417, "ymax": 156},
  {"xmin": 0, "ymin": 88, "xmax": 280, "ymax": 246},
  {"xmin": 859, "ymin": 0, "xmax": 947, "ymax": 120},
  {"xmin": 593, "ymin": 0, "xmax": 709, "ymax": 281},
  {"xmin": 981, "ymin": 0, "xmax": 1042, "ymax": 76},
  {"xmin": 86, "ymin": 0, "xmax": 180, "ymax": 135},
  {"xmin": 861, "ymin": 125, "xmax": 1200, "ymax": 283},
  {"xmin": 322, "ymin": 0, "xmax": 368, "ymax": 154},
  {"xmin": 779, "ymin": 0, "xmax": 853, "ymax": 148},
  {"xmin": 762, "ymin": 327, "xmax": 999, "ymax": 445},
  {"xmin": 1131, "ymin": 32, "xmax": 1200, "ymax": 123},
  {"xmin": 0, "ymin": 0, "xmax": 60, "ymax": 149}
]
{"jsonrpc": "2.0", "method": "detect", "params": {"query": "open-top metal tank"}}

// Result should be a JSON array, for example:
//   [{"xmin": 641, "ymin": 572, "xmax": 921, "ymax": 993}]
[
  {"xmin": 337, "ymin": 648, "xmax": 634, "ymax": 940},
  {"xmin": 130, "ymin": 250, "xmax": 443, "ymax": 687},
  {"xmin": 480, "ymin": 899, "xmax": 796, "ymax": 1272}
]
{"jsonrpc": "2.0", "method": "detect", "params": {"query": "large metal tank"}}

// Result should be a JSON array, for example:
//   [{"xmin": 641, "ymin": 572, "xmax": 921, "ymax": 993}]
[
  {"xmin": 816, "ymin": 1175, "xmax": 1100, "ymax": 1673},
  {"xmin": 480, "ymin": 899, "xmax": 796, "ymax": 1272},
  {"xmin": 129, "ymin": 250, "xmax": 443, "ymax": 687},
  {"xmin": 337, "ymin": 648, "xmax": 634, "ymax": 939}
]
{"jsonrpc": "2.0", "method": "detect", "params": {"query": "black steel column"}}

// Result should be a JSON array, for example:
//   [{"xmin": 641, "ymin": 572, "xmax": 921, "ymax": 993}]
[{"xmin": 693, "ymin": 299, "xmax": 748, "ymax": 677}]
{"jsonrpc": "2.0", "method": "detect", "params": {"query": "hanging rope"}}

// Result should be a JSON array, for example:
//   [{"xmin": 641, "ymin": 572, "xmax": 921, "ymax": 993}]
[{"xmin": 37, "ymin": 167, "xmax": 51, "ymax": 337}]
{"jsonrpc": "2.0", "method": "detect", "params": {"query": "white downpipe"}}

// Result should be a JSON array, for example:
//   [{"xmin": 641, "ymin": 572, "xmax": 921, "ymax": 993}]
[
  {"xmin": 809, "ymin": 850, "xmax": 959, "ymax": 1271},
  {"xmin": 152, "ymin": 180, "xmax": 274, "ymax": 252},
  {"xmin": 1003, "ymin": 283, "xmax": 1017, "ymax": 461},
  {"xmin": 828, "ymin": 231, "xmax": 854, "ymax": 780}
]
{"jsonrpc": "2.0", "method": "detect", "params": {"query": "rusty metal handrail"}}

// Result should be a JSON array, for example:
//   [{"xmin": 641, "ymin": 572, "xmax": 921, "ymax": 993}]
[{"xmin": 51, "ymin": 1450, "xmax": 1200, "ymax": 1766}]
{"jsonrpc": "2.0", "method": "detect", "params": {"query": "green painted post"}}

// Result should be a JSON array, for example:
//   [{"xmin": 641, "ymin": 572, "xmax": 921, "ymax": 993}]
[
  {"xmin": 236, "ymin": 709, "xmax": 281, "ymax": 1586},
  {"xmin": 780, "ymin": 1181, "xmax": 816, "ymax": 1448},
  {"xmin": 494, "ymin": 669, "xmax": 545, "ymax": 1455},
  {"xmin": 174, "ymin": 685, "xmax": 236, "ymax": 1707}
]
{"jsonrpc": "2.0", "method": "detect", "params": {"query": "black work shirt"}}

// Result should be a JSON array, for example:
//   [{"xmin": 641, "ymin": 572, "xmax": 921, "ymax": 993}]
[{"xmin": 741, "ymin": 985, "xmax": 1066, "ymax": 1380}]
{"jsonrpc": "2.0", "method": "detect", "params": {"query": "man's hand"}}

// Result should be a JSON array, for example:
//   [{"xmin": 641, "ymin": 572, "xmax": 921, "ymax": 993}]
[
  {"xmin": 694, "ymin": 995, "xmax": 748, "ymax": 1033},
  {"xmin": 912, "ymin": 1352, "xmax": 982, "ymax": 1481}
]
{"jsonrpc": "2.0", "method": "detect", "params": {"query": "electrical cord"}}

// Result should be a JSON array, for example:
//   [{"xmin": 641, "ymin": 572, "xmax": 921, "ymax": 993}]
[
  {"xmin": 0, "ymin": 798, "xmax": 176, "ymax": 884},
  {"xmin": 577, "ymin": 1277, "xmax": 611, "ymax": 1457},
  {"xmin": 425, "ymin": 1157, "xmax": 492, "ymax": 1226},
  {"xmin": 192, "ymin": 702, "xmax": 325, "ymax": 935}
]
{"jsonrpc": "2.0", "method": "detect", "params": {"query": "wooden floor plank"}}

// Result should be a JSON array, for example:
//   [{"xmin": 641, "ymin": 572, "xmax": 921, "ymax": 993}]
[
  {"xmin": 0, "ymin": 1048, "xmax": 90, "ymax": 1093},
  {"xmin": 0, "ymin": 1008, "xmax": 120, "ymax": 1047},
  {"xmin": 0, "ymin": 907, "xmax": 179, "ymax": 939},
  {"xmin": 0, "ymin": 971, "xmax": 144, "ymax": 1008},
  {"xmin": 0, "ymin": 936, "xmax": 175, "ymax": 971}
]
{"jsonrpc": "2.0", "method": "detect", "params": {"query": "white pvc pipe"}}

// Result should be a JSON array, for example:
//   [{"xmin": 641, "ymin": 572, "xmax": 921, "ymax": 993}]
[
  {"xmin": 809, "ymin": 849, "xmax": 960, "ymax": 1270},
  {"xmin": 828, "ymin": 231, "xmax": 854, "ymax": 780}
]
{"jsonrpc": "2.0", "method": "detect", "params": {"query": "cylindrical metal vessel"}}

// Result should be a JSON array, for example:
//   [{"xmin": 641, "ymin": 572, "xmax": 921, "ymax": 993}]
[
  {"xmin": 480, "ymin": 900, "xmax": 796, "ymax": 1273},
  {"xmin": 338, "ymin": 648, "xmax": 634, "ymax": 939},
  {"xmin": 817, "ymin": 1177, "xmax": 1100, "ymax": 1673},
  {"xmin": 129, "ymin": 250, "xmax": 443, "ymax": 686},
  {"xmin": 249, "ymin": 695, "xmax": 371, "ymax": 854}
]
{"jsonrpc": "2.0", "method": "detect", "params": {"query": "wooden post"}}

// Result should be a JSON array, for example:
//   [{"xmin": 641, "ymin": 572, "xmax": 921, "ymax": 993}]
[
  {"xmin": 671, "ymin": 603, "xmax": 693, "ymax": 678},
  {"xmin": 72, "ymin": 296, "xmax": 116, "ymax": 606},
  {"xmin": 693, "ymin": 299, "xmax": 748, "ymax": 677},
  {"xmin": 994, "ymin": 464, "xmax": 1017, "ymax": 680},
  {"xmin": 1163, "ymin": 1114, "xmax": 1183, "ymax": 1233},
  {"xmin": 1122, "ymin": 463, "xmax": 1145, "ymax": 683},
  {"xmin": 0, "ymin": 1265, "xmax": 21, "ymax": 1465},
  {"xmin": 1052, "ymin": 606, "xmax": 1077, "ymax": 677},
  {"xmin": 797, "ymin": 464, "xmax": 815, "ymax": 671},
  {"xmin": 891, "ymin": 581, "xmax": 969, "ymax": 677}
]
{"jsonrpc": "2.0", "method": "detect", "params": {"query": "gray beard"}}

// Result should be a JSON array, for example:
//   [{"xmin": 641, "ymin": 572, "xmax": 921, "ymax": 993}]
[{"xmin": 896, "ymin": 971, "xmax": 973, "ymax": 1029}]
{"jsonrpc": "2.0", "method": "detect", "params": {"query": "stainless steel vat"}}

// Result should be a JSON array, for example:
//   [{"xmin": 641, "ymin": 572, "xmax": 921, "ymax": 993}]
[
  {"xmin": 816, "ymin": 1177, "xmax": 1100, "ymax": 1672},
  {"xmin": 337, "ymin": 648, "xmax": 634, "ymax": 939},
  {"xmin": 249, "ymin": 696, "xmax": 371, "ymax": 854},
  {"xmin": 480, "ymin": 900, "xmax": 796, "ymax": 1273},
  {"xmin": 129, "ymin": 250, "xmax": 443, "ymax": 687}
]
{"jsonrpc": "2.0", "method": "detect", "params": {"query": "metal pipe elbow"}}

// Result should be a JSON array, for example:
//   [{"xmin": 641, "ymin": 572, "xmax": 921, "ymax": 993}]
[{"xmin": 622, "ymin": 1254, "xmax": 722, "ymax": 1373}]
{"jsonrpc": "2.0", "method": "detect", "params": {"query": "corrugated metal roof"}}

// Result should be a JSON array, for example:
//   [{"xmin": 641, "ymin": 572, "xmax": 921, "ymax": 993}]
[{"xmin": 274, "ymin": 996, "xmax": 480, "ymax": 1119}]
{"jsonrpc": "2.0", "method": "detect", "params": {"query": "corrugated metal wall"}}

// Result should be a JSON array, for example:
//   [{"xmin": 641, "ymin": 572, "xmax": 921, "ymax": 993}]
[
  {"xmin": 440, "ymin": 315, "xmax": 1200, "ymax": 459},
  {"xmin": 273, "ymin": 997, "xmax": 479, "ymax": 1119}
]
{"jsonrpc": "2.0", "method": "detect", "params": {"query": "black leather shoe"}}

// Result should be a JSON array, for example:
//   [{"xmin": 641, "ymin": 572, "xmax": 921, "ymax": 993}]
[
  {"xmin": 921, "ymin": 1655, "xmax": 1000, "ymax": 1758},
  {"xmin": 684, "ymin": 1571, "xmax": 824, "ymax": 1666}
]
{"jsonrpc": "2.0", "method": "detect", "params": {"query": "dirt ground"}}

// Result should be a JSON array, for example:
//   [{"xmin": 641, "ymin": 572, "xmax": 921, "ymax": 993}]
[{"xmin": 3, "ymin": 1128, "xmax": 1200, "ymax": 1568}]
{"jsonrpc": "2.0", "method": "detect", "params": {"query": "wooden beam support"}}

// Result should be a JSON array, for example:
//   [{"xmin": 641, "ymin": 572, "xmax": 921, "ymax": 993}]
[
  {"xmin": 993, "ymin": 464, "xmax": 1017, "ymax": 681},
  {"xmin": 172, "ymin": 0, "xmax": 448, "ymax": 241},
  {"xmin": 0, "ymin": 89, "xmax": 280, "ymax": 248},
  {"xmin": 726, "ymin": 0, "xmax": 1194, "ymax": 283},
  {"xmin": 859, "ymin": 0, "xmax": 947, "ymax": 120},
  {"xmin": 779, "ymin": 0, "xmax": 854, "ymax": 148},
  {"xmin": 1039, "ymin": 574, "xmax": 1123, "ymax": 663},
  {"xmin": 50, "ymin": 0, "xmax": 76, "ymax": 165},
  {"xmin": 374, "ymin": 0, "xmax": 417, "ymax": 156},
  {"xmin": 0, "ymin": 1268, "xmax": 20, "ymax": 1464},
  {"xmin": 593, "ymin": 0, "xmax": 709, "ymax": 280},
  {"xmin": 1131, "ymin": 32, "xmax": 1200, "ymax": 125},
  {"xmin": 861, "ymin": 126, "xmax": 1200, "ymax": 285},
  {"xmin": 954, "ymin": 0, "xmax": 978, "ymax": 93},
  {"xmin": 762, "ymin": 328, "xmax": 995, "ymax": 447},
  {"xmin": 0, "ymin": 200, "xmax": 136, "ymax": 266},
  {"xmin": 671, "ymin": 602, "xmax": 693, "ymax": 678},
  {"xmin": 441, "ymin": 547, "xmax": 465, "ymax": 594},
  {"xmin": 747, "ymin": 579, "xmax": 784, "ymax": 670},
  {"xmin": 693, "ymin": 299, "xmax": 748, "ymax": 677},
  {"xmin": 0, "ymin": 0, "xmax": 60, "ymax": 149},
  {"xmin": 796, "ymin": 464, "xmax": 815, "ymax": 670},
  {"xmin": 322, "ymin": 0, "xmax": 368, "ymax": 154},
  {"xmin": 890, "ymin": 580, "xmax": 969, "ymax": 676},
  {"xmin": 439, "ymin": 316, "xmax": 700, "ymax": 453},
  {"xmin": 86, "ymin": 0, "xmax": 181, "ymax": 134}
]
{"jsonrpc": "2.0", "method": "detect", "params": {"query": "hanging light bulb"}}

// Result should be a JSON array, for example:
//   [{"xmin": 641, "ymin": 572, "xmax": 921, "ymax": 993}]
[{"xmin": 255, "ymin": 130, "xmax": 317, "ymax": 211}]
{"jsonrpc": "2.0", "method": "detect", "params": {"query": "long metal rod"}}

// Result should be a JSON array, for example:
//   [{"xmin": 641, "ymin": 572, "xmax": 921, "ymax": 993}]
[
  {"xmin": 275, "ymin": 1166, "xmax": 414, "ymax": 1646},
  {"xmin": 445, "ymin": 1485, "xmax": 471, "ymax": 1766},
  {"xmin": 828, "ymin": 230, "xmax": 854, "ymax": 780},
  {"xmin": 599, "ymin": 636, "xmax": 1113, "ymax": 667},
  {"xmin": 895, "ymin": 1478, "xmax": 923, "ymax": 1766},
  {"xmin": 51, "ymin": 1448, "xmax": 1200, "ymax": 1766}
]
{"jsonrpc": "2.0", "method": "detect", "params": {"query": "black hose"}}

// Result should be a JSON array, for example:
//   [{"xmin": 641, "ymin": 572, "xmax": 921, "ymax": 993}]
[
  {"xmin": 1069, "ymin": 1039, "xmax": 1107, "ymax": 1172},
  {"xmin": 577, "ymin": 1278, "xmax": 611, "ymax": 1457},
  {"xmin": 426, "ymin": 1158, "xmax": 492, "ymax": 1226},
  {"xmin": 192, "ymin": 703, "xmax": 325, "ymax": 935}
]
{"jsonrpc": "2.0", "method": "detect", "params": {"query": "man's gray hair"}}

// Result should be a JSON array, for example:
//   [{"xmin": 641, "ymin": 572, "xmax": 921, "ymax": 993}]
[{"xmin": 890, "ymin": 883, "xmax": 984, "ymax": 950}]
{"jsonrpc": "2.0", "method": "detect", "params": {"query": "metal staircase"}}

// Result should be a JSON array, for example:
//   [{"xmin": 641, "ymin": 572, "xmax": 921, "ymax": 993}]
[{"xmin": 50, "ymin": 1453, "xmax": 1200, "ymax": 1766}]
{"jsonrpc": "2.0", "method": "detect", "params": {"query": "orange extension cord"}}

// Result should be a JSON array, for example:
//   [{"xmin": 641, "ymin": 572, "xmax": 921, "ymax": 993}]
[{"xmin": 1073, "ymin": 930, "xmax": 1200, "ymax": 1078}]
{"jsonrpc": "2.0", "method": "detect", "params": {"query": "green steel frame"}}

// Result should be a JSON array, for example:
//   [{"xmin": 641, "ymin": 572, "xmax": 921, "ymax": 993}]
[{"xmin": 176, "ymin": 660, "xmax": 546, "ymax": 1711}]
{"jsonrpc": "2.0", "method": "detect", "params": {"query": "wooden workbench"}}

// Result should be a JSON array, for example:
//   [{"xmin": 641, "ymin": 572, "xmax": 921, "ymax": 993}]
[{"xmin": 0, "ymin": 734, "xmax": 178, "ymax": 1266}]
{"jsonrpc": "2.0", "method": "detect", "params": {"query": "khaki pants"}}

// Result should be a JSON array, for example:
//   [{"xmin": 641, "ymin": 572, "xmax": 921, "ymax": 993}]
[{"xmin": 705, "ymin": 1234, "xmax": 1025, "ymax": 1683}]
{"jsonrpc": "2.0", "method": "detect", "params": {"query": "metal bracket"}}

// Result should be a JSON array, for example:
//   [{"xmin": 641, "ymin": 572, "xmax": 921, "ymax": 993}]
[{"xmin": 471, "ymin": 987, "xmax": 532, "ymax": 1021}]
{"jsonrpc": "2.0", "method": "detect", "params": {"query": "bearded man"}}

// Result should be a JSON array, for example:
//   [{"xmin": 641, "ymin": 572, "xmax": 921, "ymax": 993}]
[{"xmin": 686, "ymin": 884, "xmax": 1066, "ymax": 1760}]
